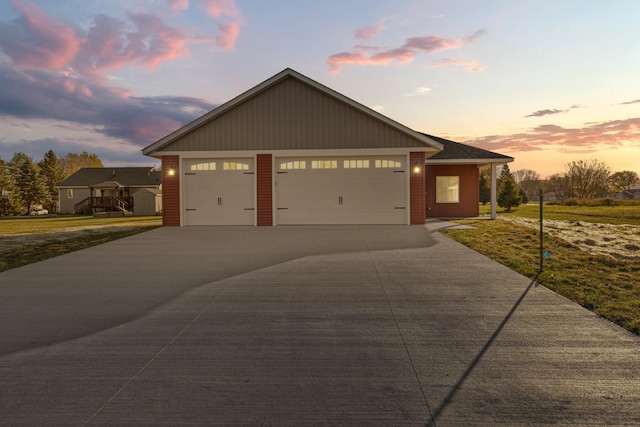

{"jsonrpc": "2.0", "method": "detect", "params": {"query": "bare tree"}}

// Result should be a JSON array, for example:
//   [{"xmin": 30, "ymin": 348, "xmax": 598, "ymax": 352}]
[
  {"xmin": 59, "ymin": 151, "xmax": 103, "ymax": 179},
  {"xmin": 546, "ymin": 173, "xmax": 571, "ymax": 200},
  {"xmin": 608, "ymin": 171, "xmax": 639, "ymax": 192},
  {"xmin": 512, "ymin": 169, "xmax": 540, "ymax": 200},
  {"xmin": 565, "ymin": 159, "xmax": 610, "ymax": 198}
]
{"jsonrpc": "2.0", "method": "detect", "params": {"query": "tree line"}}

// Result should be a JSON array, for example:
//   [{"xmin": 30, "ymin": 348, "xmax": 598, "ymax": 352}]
[
  {"xmin": 0, "ymin": 150, "xmax": 103, "ymax": 216},
  {"xmin": 480, "ymin": 159, "xmax": 640, "ymax": 210}
]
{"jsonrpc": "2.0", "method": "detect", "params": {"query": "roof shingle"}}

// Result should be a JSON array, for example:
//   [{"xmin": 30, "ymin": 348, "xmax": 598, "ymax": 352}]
[
  {"xmin": 422, "ymin": 133, "xmax": 513, "ymax": 161},
  {"xmin": 57, "ymin": 167, "xmax": 162, "ymax": 187}
]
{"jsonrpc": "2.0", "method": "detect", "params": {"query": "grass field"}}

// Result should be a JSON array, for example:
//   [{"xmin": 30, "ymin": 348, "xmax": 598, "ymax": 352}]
[
  {"xmin": 445, "ymin": 203, "xmax": 640, "ymax": 335},
  {"xmin": 0, "ymin": 215, "xmax": 162, "ymax": 234},
  {"xmin": 0, "ymin": 215, "xmax": 161, "ymax": 272},
  {"xmin": 479, "ymin": 203, "xmax": 640, "ymax": 225}
]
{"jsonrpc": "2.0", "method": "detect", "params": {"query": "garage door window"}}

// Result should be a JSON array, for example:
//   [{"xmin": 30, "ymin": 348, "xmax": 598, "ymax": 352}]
[
  {"xmin": 311, "ymin": 160, "xmax": 337, "ymax": 169},
  {"xmin": 375, "ymin": 159, "xmax": 402, "ymax": 168},
  {"xmin": 190, "ymin": 161, "xmax": 217, "ymax": 171},
  {"xmin": 436, "ymin": 176, "xmax": 459, "ymax": 203},
  {"xmin": 223, "ymin": 161, "xmax": 250, "ymax": 171},
  {"xmin": 343, "ymin": 159, "xmax": 370, "ymax": 169},
  {"xmin": 280, "ymin": 161, "xmax": 306, "ymax": 170}
]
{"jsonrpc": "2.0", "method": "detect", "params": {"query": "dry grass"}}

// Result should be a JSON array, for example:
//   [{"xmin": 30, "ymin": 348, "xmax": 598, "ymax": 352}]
[
  {"xmin": 443, "ymin": 214, "xmax": 640, "ymax": 335},
  {"xmin": 0, "ymin": 216, "xmax": 161, "ymax": 272}
]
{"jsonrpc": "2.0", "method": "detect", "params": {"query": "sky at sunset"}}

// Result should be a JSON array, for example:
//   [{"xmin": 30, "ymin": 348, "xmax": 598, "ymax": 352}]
[{"xmin": 1, "ymin": 0, "xmax": 639, "ymax": 178}]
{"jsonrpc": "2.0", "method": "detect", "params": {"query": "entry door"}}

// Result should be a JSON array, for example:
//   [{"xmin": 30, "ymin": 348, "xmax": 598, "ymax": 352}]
[
  {"xmin": 183, "ymin": 159, "xmax": 254, "ymax": 225},
  {"xmin": 275, "ymin": 156, "xmax": 407, "ymax": 224}
]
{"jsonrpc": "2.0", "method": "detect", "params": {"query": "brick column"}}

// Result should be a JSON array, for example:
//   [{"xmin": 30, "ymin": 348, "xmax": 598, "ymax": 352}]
[
  {"xmin": 409, "ymin": 152, "xmax": 426, "ymax": 224},
  {"xmin": 256, "ymin": 154, "xmax": 273, "ymax": 226},
  {"xmin": 161, "ymin": 156, "xmax": 180, "ymax": 226}
]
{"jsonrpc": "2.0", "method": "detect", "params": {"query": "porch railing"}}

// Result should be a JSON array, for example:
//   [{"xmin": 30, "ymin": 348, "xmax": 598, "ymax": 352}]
[{"xmin": 74, "ymin": 196, "xmax": 132, "ymax": 214}]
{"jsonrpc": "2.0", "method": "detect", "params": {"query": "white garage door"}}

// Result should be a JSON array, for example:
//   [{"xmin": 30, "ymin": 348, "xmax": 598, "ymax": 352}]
[
  {"xmin": 183, "ymin": 158, "xmax": 254, "ymax": 225},
  {"xmin": 275, "ymin": 156, "xmax": 407, "ymax": 225}
]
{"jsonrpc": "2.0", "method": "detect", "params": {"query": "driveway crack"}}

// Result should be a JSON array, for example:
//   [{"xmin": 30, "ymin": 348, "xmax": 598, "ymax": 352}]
[
  {"xmin": 81, "ymin": 277, "xmax": 238, "ymax": 426},
  {"xmin": 359, "ymin": 228, "xmax": 436, "ymax": 425}
]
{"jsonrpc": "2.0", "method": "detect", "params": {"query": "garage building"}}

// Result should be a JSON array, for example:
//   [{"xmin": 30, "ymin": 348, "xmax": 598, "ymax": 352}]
[{"xmin": 143, "ymin": 68, "xmax": 512, "ymax": 226}]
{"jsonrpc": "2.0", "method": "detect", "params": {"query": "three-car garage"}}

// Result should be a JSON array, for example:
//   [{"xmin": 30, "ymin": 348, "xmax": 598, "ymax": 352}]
[{"xmin": 181, "ymin": 155, "xmax": 409, "ymax": 226}]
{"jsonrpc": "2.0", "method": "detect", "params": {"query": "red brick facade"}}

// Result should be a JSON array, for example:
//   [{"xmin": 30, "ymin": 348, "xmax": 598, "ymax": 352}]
[
  {"xmin": 409, "ymin": 152, "xmax": 426, "ymax": 224},
  {"xmin": 256, "ymin": 154, "xmax": 273, "ymax": 226},
  {"xmin": 425, "ymin": 164, "xmax": 479, "ymax": 218},
  {"xmin": 161, "ymin": 156, "xmax": 180, "ymax": 226}
]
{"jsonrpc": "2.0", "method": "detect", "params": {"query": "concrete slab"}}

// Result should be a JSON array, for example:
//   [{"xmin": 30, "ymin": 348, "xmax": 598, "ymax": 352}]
[{"xmin": 0, "ymin": 225, "xmax": 638, "ymax": 425}]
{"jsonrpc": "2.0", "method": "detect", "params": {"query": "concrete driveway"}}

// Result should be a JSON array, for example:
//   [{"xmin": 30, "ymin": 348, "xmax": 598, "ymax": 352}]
[{"xmin": 0, "ymin": 224, "xmax": 638, "ymax": 425}]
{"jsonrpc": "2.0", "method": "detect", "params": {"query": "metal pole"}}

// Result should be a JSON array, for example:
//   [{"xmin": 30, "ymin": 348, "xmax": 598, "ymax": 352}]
[{"xmin": 539, "ymin": 188, "xmax": 543, "ymax": 272}]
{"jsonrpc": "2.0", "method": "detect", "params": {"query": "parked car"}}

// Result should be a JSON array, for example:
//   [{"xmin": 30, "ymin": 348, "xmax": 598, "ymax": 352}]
[{"xmin": 30, "ymin": 208, "xmax": 48, "ymax": 216}]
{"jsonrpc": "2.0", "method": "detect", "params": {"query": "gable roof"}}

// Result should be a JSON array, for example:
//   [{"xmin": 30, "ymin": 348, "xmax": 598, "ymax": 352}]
[
  {"xmin": 57, "ymin": 167, "xmax": 162, "ymax": 188},
  {"xmin": 142, "ymin": 68, "xmax": 443, "ymax": 155},
  {"xmin": 421, "ymin": 133, "xmax": 513, "ymax": 164}
]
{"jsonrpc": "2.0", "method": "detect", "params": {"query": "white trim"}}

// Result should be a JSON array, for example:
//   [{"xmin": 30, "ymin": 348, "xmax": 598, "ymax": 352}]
[
  {"xmin": 152, "ymin": 147, "xmax": 437, "ymax": 159},
  {"xmin": 143, "ymin": 68, "xmax": 442, "ymax": 156},
  {"xmin": 426, "ymin": 158, "xmax": 514, "ymax": 165}
]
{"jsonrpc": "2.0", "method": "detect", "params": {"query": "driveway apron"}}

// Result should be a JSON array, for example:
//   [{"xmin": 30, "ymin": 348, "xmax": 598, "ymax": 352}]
[{"xmin": 0, "ymin": 225, "xmax": 638, "ymax": 425}]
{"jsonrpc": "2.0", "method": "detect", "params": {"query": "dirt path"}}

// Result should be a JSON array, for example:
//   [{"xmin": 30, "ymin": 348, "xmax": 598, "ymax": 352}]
[{"xmin": 500, "ymin": 216, "xmax": 640, "ymax": 259}]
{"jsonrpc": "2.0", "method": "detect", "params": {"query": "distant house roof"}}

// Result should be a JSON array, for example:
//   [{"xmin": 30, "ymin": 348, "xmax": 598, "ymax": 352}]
[
  {"xmin": 57, "ymin": 167, "xmax": 162, "ymax": 188},
  {"xmin": 422, "ymin": 133, "xmax": 513, "ymax": 164}
]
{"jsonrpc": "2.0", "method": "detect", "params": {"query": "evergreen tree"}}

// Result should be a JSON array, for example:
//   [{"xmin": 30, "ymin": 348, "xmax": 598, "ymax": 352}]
[
  {"xmin": 518, "ymin": 188, "xmax": 529, "ymax": 204},
  {"xmin": 498, "ymin": 176, "xmax": 522, "ymax": 211},
  {"xmin": 498, "ymin": 163, "xmax": 512, "ymax": 187},
  {"xmin": 38, "ymin": 150, "xmax": 65, "ymax": 212},
  {"xmin": 479, "ymin": 171, "xmax": 491, "ymax": 205},
  {"xmin": 9, "ymin": 152, "xmax": 46, "ymax": 215},
  {"xmin": 0, "ymin": 158, "xmax": 22, "ymax": 216}
]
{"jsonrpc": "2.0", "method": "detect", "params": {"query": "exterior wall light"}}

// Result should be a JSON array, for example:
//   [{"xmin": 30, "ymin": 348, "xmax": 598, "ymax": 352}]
[
  {"xmin": 168, "ymin": 166, "xmax": 176, "ymax": 176},
  {"xmin": 413, "ymin": 163, "xmax": 421, "ymax": 174}
]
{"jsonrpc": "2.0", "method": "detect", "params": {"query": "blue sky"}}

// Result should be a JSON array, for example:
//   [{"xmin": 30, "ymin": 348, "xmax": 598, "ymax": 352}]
[{"xmin": 0, "ymin": 0, "xmax": 639, "ymax": 177}]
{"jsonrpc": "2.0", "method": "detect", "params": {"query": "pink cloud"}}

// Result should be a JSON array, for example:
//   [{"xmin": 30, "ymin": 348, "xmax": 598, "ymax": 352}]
[
  {"xmin": 0, "ymin": 2, "xmax": 197, "ymax": 82},
  {"xmin": 202, "ymin": 0, "xmax": 238, "ymax": 17},
  {"xmin": 462, "ymin": 118, "xmax": 640, "ymax": 155},
  {"xmin": 430, "ymin": 58, "xmax": 485, "ymax": 72},
  {"xmin": 328, "ymin": 28, "xmax": 485, "ymax": 73},
  {"xmin": 370, "ymin": 47, "xmax": 415, "ymax": 64},
  {"xmin": 168, "ymin": 0, "xmax": 189, "ymax": 11},
  {"xmin": 404, "ymin": 36, "xmax": 463, "ymax": 53},
  {"xmin": 71, "ymin": 13, "xmax": 190, "ymax": 80},
  {"xmin": 201, "ymin": 0, "xmax": 243, "ymax": 50},
  {"xmin": 215, "ymin": 21, "xmax": 241, "ymax": 50},
  {"xmin": 0, "ymin": 0, "xmax": 81, "ymax": 70},
  {"xmin": 355, "ymin": 22, "xmax": 385, "ymax": 40},
  {"xmin": 328, "ymin": 52, "xmax": 369, "ymax": 73}
]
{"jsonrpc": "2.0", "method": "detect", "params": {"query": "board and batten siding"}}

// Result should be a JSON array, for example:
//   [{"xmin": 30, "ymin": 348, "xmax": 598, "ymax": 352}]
[
  {"xmin": 426, "ymin": 164, "xmax": 479, "ymax": 218},
  {"xmin": 160, "ymin": 77, "xmax": 430, "ymax": 152},
  {"xmin": 162, "ymin": 156, "xmax": 180, "ymax": 226}
]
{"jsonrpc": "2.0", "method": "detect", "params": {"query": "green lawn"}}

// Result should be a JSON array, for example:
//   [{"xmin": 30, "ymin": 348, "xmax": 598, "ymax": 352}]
[
  {"xmin": 445, "ymin": 204, "xmax": 640, "ymax": 335},
  {"xmin": 0, "ymin": 215, "xmax": 162, "ymax": 234},
  {"xmin": 0, "ymin": 215, "xmax": 162, "ymax": 272}
]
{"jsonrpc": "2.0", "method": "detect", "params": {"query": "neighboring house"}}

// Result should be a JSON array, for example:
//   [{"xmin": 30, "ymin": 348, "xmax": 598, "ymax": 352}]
[
  {"xmin": 142, "ymin": 68, "xmax": 512, "ymax": 226},
  {"xmin": 57, "ymin": 167, "xmax": 162, "ymax": 215},
  {"xmin": 615, "ymin": 189, "xmax": 640, "ymax": 200}
]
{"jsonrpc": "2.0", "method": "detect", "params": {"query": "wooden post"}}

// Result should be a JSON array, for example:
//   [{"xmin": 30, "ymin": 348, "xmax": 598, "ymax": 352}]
[{"xmin": 539, "ymin": 189, "xmax": 544, "ymax": 273}]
